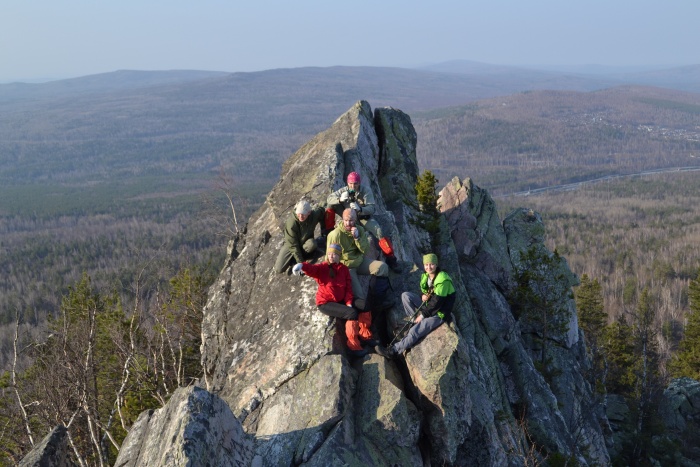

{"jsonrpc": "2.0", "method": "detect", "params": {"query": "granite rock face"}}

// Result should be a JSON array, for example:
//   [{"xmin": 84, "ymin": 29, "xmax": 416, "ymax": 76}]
[
  {"xmin": 114, "ymin": 386, "xmax": 254, "ymax": 467},
  {"xmin": 18, "ymin": 425, "xmax": 75, "ymax": 467},
  {"xmin": 117, "ymin": 101, "xmax": 612, "ymax": 466}
]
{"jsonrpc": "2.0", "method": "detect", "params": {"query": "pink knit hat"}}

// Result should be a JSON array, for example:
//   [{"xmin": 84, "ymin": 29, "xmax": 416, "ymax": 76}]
[{"xmin": 347, "ymin": 172, "xmax": 361, "ymax": 184}]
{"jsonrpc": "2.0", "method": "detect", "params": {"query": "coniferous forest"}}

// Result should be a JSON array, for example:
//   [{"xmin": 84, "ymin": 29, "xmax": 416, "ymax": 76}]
[{"xmin": 2, "ymin": 68, "xmax": 700, "ymax": 464}]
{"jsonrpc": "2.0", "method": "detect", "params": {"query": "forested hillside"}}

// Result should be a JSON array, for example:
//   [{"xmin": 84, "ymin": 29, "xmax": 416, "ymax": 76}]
[
  {"xmin": 497, "ymin": 171, "xmax": 700, "ymax": 368},
  {"xmin": 414, "ymin": 86, "xmax": 700, "ymax": 194}
]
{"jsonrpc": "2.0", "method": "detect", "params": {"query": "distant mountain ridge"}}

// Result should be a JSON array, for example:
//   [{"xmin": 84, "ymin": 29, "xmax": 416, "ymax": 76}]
[
  {"xmin": 0, "ymin": 69, "xmax": 229, "ymax": 103},
  {"xmin": 2, "ymin": 64, "xmax": 699, "ymax": 192},
  {"xmin": 420, "ymin": 60, "xmax": 700, "ymax": 93},
  {"xmin": 3, "ymin": 61, "xmax": 700, "ymax": 104}
]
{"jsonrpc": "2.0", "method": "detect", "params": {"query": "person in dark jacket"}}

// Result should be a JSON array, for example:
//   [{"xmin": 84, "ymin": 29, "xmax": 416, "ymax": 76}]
[
  {"xmin": 375, "ymin": 253, "xmax": 456, "ymax": 358},
  {"xmin": 293, "ymin": 243, "xmax": 376, "ymax": 357},
  {"xmin": 274, "ymin": 199, "xmax": 326, "ymax": 274}
]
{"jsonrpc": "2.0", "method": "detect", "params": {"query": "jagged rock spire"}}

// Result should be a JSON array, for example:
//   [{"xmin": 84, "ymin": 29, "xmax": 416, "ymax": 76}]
[{"xmin": 116, "ymin": 101, "xmax": 610, "ymax": 466}]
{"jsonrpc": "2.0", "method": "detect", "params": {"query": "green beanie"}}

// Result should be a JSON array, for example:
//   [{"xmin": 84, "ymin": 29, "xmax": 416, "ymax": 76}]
[{"xmin": 423, "ymin": 253, "xmax": 438, "ymax": 265}]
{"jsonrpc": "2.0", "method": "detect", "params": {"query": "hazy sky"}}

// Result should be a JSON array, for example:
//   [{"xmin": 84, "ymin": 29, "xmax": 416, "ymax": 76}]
[{"xmin": 2, "ymin": 0, "xmax": 699, "ymax": 83}]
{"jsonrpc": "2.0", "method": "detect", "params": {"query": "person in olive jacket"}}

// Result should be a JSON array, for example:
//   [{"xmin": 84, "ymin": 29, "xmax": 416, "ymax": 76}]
[
  {"xmin": 274, "ymin": 200, "xmax": 326, "ymax": 274},
  {"xmin": 375, "ymin": 253, "xmax": 455, "ymax": 358},
  {"xmin": 326, "ymin": 208, "xmax": 388, "ymax": 300},
  {"xmin": 326, "ymin": 171, "xmax": 400, "ymax": 271}
]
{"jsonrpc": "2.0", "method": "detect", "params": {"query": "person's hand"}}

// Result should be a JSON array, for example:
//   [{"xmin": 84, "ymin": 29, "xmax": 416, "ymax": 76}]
[
  {"xmin": 351, "ymin": 227, "xmax": 359, "ymax": 239},
  {"xmin": 292, "ymin": 263, "xmax": 304, "ymax": 276},
  {"xmin": 349, "ymin": 202, "xmax": 362, "ymax": 212},
  {"xmin": 340, "ymin": 191, "xmax": 350, "ymax": 202},
  {"xmin": 415, "ymin": 314, "xmax": 423, "ymax": 324},
  {"xmin": 421, "ymin": 294, "xmax": 430, "ymax": 302}
]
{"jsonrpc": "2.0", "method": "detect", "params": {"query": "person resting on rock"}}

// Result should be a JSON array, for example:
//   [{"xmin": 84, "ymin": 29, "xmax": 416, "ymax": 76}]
[
  {"xmin": 292, "ymin": 243, "xmax": 377, "ymax": 357},
  {"xmin": 326, "ymin": 171, "xmax": 400, "ymax": 271},
  {"xmin": 274, "ymin": 199, "xmax": 326, "ymax": 274},
  {"xmin": 326, "ymin": 208, "xmax": 389, "ymax": 301},
  {"xmin": 375, "ymin": 253, "xmax": 455, "ymax": 359}
]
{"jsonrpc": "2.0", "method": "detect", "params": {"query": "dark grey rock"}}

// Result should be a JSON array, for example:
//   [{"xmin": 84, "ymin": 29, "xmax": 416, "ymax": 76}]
[
  {"xmin": 19, "ymin": 425, "xmax": 75, "ymax": 467},
  {"xmin": 114, "ymin": 386, "xmax": 253, "ymax": 467}
]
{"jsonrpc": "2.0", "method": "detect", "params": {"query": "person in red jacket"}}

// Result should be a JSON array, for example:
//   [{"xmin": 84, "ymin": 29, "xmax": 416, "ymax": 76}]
[{"xmin": 293, "ymin": 243, "xmax": 376, "ymax": 357}]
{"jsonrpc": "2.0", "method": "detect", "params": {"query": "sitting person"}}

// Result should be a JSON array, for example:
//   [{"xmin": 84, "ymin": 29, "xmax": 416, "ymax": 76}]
[
  {"xmin": 326, "ymin": 171, "xmax": 399, "ymax": 271},
  {"xmin": 274, "ymin": 199, "xmax": 326, "ymax": 274},
  {"xmin": 326, "ymin": 208, "xmax": 388, "ymax": 300},
  {"xmin": 375, "ymin": 253, "xmax": 455, "ymax": 358},
  {"xmin": 292, "ymin": 243, "xmax": 376, "ymax": 357}
]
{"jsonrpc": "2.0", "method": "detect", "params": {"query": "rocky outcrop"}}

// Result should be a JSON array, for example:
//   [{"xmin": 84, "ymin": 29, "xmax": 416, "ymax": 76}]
[
  {"xmin": 656, "ymin": 377, "xmax": 700, "ymax": 465},
  {"xmin": 18, "ymin": 425, "xmax": 75, "ymax": 467},
  {"xmin": 118, "ymin": 100, "xmax": 611, "ymax": 465},
  {"xmin": 115, "ymin": 386, "xmax": 254, "ymax": 466}
]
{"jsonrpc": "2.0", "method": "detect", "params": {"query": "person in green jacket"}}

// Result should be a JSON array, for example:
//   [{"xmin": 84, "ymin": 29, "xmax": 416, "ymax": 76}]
[
  {"xmin": 274, "ymin": 200, "xmax": 326, "ymax": 274},
  {"xmin": 375, "ymin": 253, "xmax": 456, "ymax": 358},
  {"xmin": 326, "ymin": 208, "xmax": 388, "ymax": 299}
]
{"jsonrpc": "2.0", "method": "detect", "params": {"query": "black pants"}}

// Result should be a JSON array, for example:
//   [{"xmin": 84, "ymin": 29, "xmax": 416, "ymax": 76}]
[{"xmin": 318, "ymin": 298, "xmax": 366, "ymax": 320}]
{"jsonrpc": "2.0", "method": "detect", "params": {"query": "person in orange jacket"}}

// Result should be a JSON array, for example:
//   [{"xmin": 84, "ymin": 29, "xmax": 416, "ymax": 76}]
[{"xmin": 293, "ymin": 243, "xmax": 377, "ymax": 357}]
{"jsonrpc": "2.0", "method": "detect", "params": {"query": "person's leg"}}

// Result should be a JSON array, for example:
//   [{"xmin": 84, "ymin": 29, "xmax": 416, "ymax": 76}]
[
  {"xmin": 378, "ymin": 236, "xmax": 400, "ymax": 272},
  {"xmin": 348, "ymin": 268, "xmax": 365, "ymax": 300},
  {"xmin": 368, "ymin": 259, "xmax": 388, "ymax": 277},
  {"xmin": 313, "ymin": 237, "xmax": 326, "ymax": 252},
  {"xmin": 401, "ymin": 292, "xmax": 422, "ymax": 318},
  {"xmin": 361, "ymin": 218, "xmax": 383, "ymax": 239},
  {"xmin": 357, "ymin": 256, "xmax": 388, "ymax": 278},
  {"xmin": 345, "ymin": 320, "xmax": 363, "ymax": 351},
  {"xmin": 317, "ymin": 303, "xmax": 357, "ymax": 320},
  {"xmin": 394, "ymin": 317, "xmax": 443, "ymax": 354},
  {"xmin": 302, "ymin": 238, "xmax": 317, "ymax": 255},
  {"xmin": 354, "ymin": 256, "xmax": 374, "ymax": 276},
  {"xmin": 274, "ymin": 247, "xmax": 294, "ymax": 274},
  {"xmin": 358, "ymin": 311, "xmax": 373, "ymax": 341}
]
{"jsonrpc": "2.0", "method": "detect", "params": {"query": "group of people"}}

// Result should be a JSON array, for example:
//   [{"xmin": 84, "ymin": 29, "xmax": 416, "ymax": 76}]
[{"xmin": 276, "ymin": 171, "xmax": 456, "ymax": 358}]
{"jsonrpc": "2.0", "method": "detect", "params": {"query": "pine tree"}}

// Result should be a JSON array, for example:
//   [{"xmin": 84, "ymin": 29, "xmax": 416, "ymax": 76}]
[
  {"xmin": 154, "ymin": 267, "xmax": 210, "ymax": 388},
  {"xmin": 575, "ymin": 274, "xmax": 607, "ymax": 390},
  {"xmin": 602, "ymin": 317, "xmax": 636, "ymax": 396},
  {"xmin": 669, "ymin": 268, "xmax": 700, "ymax": 379},
  {"xmin": 415, "ymin": 169, "xmax": 439, "ymax": 214},
  {"xmin": 414, "ymin": 170, "xmax": 441, "ymax": 249},
  {"xmin": 511, "ymin": 246, "xmax": 571, "ymax": 376},
  {"xmin": 630, "ymin": 287, "xmax": 663, "ymax": 462}
]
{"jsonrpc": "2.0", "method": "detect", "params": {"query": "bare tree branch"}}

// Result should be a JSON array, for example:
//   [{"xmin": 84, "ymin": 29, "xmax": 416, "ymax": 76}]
[{"xmin": 11, "ymin": 312, "xmax": 34, "ymax": 447}]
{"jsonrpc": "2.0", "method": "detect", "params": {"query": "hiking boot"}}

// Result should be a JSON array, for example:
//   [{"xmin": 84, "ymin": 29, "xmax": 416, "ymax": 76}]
[
  {"xmin": 374, "ymin": 345, "xmax": 397, "ymax": 359},
  {"xmin": 386, "ymin": 255, "xmax": 401, "ymax": 273}
]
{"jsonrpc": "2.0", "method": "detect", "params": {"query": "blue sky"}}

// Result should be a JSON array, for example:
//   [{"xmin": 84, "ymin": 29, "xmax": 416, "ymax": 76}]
[{"xmin": 2, "ymin": 0, "xmax": 699, "ymax": 82}]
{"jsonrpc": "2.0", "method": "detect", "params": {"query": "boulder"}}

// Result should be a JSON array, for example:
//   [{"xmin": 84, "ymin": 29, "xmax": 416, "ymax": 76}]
[
  {"xmin": 18, "ymin": 425, "xmax": 75, "ymax": 467},
  {"xmin": 114, "ymin": 386, "xmax": 254, "ymax": 467}
]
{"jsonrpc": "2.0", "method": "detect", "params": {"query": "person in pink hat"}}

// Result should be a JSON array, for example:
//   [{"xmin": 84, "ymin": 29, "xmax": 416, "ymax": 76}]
[{"xmin": 326, "ymin": 171, "xmax": 400, "ymax": 271}]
